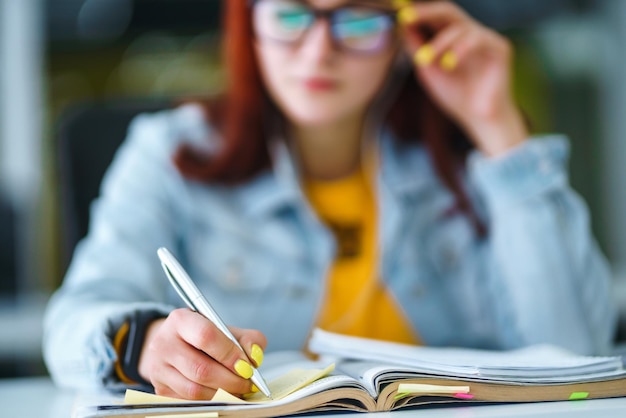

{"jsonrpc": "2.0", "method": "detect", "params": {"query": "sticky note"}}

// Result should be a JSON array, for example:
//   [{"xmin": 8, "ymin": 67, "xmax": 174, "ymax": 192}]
[
  {"xmin": 125, "ymin": 389, "xmax": 186, "ymax": 404},
  {"xmin": 212, "ymin": 389, "xmax": 247, "ymax": 403},
  {"xmin": 145, "ymin": 413, "xmax": 218, "ymax": 418},
  {"xmin": 209, "ymin": 363, "xmax": 336, "ymax": 404},
  {"xmin": 569, "ymin": 392, "xmax": 589, "ymax": 400},
  {"xmin": 393, "ymin": 392, "xmax": 411, "ymax": 401},
  {"xmin": 454, "ymin": 393, "xmax": 475, "ymax": 400},
  {"xmin": 245, "ymin": 363, "xmax": 335, "ymax": 402}
]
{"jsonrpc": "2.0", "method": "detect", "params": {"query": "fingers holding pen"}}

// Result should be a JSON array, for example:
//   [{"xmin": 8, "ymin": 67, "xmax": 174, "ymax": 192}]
[
  {"xmin": 173, "ymin": 309, "xmax": 262, "ymax": 381},
  {"xmin": 230, "ymin": 326, "xmax": 267, "ymax": 368},
  {"xmin": 168, "ymin": 334, "xmax": 253, "ymax": 397},
  {"xmin": 142, "ymin": 308, "xmax": 265, "ymax": 399},
  {"xmin": 138, "ymin": 312, "xmax": 228, "ymax": 399},
  {"xmin": 152, "ymin": 361, "xmax": 217, "ymax": 400}
]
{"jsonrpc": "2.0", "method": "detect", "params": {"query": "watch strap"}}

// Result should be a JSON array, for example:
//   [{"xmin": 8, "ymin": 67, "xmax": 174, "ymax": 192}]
[{"xmin": 120, "ymin": 310, "xmax": 166, "ymax": 386}]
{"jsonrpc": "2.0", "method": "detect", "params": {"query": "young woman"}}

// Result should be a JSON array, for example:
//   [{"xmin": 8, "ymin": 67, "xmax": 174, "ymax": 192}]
[{"xmin": 44, "ymin": 0, "xmax": 616, "ymax": 401}]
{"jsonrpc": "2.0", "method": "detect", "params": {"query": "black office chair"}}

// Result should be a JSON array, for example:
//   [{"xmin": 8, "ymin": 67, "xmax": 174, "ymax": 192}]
[
  {"xmin": 56, "ymin": 98, "xmax": 171, "ymax": 271},
  {"xmin": 0, "ymin": 192, "xmax": 17, "ymax": 296}
]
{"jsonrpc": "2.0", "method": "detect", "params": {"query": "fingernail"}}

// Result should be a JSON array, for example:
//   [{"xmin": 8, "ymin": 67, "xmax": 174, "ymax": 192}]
[
  {"xmin": 251, "ymin": 344, "xmax": 264, "ymax": 367},
  {"xmin": 414, "ymin": 45, "xmax": 435, "ymax": 67},
  {"xmin": 397, "ymin": 7, "xmax": 419, "ymax": 25},
  {"xmin": 234, "ymin": 360, "xmax": 253, "ymax": 379},
  {"xmin": 440, "ymin": 50, "xmax": 458, "ymax": 71},
  {"xmin": 393, "ymin": 0, "xmax": 412, "ymax": 10},
  {"xmin": 250, "ymin": 385, "xmax": 259, "ymax": 393}
]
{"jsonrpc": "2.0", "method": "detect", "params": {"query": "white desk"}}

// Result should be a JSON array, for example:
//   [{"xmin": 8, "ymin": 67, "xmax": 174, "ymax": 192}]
[{"xmin": 1, "ymin": 377, "xmax": 626, "ymax": 418}]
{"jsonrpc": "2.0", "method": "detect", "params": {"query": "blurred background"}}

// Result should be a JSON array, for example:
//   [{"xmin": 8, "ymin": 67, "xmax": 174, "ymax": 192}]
[{"xmin": 1, "ymin": 0, "xmax": 625, "ymax": 379}]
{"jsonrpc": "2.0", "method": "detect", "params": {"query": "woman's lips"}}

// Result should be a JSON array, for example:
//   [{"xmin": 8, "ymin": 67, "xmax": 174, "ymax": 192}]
[{"xmin": 301, "ymin": 77, "xmax": 339, "ymax": 91}]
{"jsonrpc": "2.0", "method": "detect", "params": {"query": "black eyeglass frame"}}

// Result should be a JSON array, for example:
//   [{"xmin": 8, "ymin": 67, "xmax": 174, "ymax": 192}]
[{"xmin": 247, "ymin": 0, "xmax": 399, "ymax": 55}]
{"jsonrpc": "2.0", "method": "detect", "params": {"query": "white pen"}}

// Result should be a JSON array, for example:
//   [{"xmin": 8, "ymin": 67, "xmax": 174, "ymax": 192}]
[{"xmin": 157, "ymin": 247, "xmax": 272, "ymax": 399}]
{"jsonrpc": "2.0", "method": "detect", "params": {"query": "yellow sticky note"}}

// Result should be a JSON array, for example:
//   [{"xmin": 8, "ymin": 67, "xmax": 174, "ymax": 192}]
[
  {"xmin": 145, "ymin": 413, "xmax": 218, "ymax": 418},
  {"xmin": 213, "ymin": 363, "xmax": 335, "ymax": 403},
  {"xmin": 124, "ymin": 389, "xmax": 186, "ymax": 404},
  {"xmin": 247, "ymin": 363, "xmax": 335, "ymax": 402},
  {"xmin": 211, "ymin": 388, "xmax": 247, "ymax": 403}
]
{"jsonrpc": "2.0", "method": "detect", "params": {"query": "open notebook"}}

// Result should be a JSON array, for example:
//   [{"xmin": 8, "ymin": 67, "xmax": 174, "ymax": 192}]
[{"xmin": 74, "ymin": 329, "xmax": 626, "ymax": 418}]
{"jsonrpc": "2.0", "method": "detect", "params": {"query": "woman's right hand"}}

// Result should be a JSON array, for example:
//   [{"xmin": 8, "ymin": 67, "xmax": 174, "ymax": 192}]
[{"xmin": 137, "ymin": 308, "xmax": 267, "ymax": 400}]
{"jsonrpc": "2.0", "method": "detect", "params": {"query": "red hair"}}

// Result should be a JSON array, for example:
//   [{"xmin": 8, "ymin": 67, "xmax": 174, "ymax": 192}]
[{"xmin": 173, "ymin": 0, "xmax": 485, "ymax": 235}]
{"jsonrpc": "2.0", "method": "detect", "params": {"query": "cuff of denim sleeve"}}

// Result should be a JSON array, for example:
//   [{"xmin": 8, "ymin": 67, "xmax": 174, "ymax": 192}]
[
  {"xmin": 110, "ymin": 307, "xmax": 170, "ymax": 387},
  {"xmin": 113, "ymin": 321, "xmax": 137, "ymax": 385},
  {"xmin": 468, "ymin": 135, "xmax": 570, "ymax": 208}
]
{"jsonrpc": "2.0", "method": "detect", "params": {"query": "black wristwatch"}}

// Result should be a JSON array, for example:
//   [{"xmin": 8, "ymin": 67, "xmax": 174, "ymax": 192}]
[{"xmin": 120, "ymin": 310, "xmax": 166, "ymax": 386}]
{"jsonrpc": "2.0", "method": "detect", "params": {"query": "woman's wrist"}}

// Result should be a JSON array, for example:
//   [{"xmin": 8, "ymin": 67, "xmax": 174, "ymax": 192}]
[
  {"xmin": 137, "ymin": 317, "xmax": 166, "ymax": 384},
  {"xmin": 466, "ymin": 104, "xmax": 529, "ymax": 158}
]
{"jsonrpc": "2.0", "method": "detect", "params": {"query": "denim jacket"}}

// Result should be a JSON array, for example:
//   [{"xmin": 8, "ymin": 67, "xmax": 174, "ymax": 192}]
[{"xmin": 43, "ymin": 104, "xmax": 617, "ymax": 390}]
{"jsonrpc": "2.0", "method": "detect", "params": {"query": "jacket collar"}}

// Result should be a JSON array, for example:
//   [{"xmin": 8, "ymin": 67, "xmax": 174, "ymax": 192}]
[
  {"xmin": 377, "ymin": 129, "xmax": 435, "ymax": 197},
  {"xmin": 238, "ymin": 129, "xmax": 435, "ymax": 219},
  {"xmin": 236, "ymin": 138, "xmax": 303, "ymax": 218}
]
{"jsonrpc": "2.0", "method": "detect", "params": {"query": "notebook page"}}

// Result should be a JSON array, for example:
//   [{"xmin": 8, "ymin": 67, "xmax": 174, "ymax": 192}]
[{"xmin": 309, "ymin": 328, "xmax": 624, "ymax": 381}]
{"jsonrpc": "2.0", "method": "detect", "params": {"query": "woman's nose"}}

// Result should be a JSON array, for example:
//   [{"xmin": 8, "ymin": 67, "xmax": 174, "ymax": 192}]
[{"xmin": 298, "ymin": 19, "xmax": 337, "ymax": 64}]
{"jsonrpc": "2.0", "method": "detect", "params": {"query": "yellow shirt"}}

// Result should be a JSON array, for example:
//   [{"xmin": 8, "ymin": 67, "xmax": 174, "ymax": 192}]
[{"xmin": 304, "ymin": 168, "xmax": 420, "ymax": 345}]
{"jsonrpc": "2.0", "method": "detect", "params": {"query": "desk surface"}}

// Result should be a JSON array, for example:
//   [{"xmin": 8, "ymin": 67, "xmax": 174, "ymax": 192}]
[{"xmin": 1, "ymin": 377, "xmax": 626, "ymax": 418}]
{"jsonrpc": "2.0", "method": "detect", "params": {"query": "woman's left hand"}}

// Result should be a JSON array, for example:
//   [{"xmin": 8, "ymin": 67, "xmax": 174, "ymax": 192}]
[{"xmin": 397, "ymin": 0, "xmax": 529, "ymax": 156}]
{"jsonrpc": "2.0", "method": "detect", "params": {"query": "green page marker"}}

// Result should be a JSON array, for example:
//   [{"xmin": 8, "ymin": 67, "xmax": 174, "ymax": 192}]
[{"xmin": 569, "ymin": 392, "xmax": 589, "ymax": 400}]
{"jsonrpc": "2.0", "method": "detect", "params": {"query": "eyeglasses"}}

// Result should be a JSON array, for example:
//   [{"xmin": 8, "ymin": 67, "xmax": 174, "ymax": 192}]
[{"xmin": 250, "ymin": 0, "xmax": 397, "ymax": 54}]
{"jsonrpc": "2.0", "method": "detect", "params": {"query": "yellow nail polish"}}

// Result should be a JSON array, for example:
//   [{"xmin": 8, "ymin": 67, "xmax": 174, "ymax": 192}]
[
  {"xmin": 414, "ymin": 45, "xmax": 435, "ymax": 67},
  {"xmin": 397, "ymin": 7, "xmax": 419, "ymax": 25},
  {"xmin": 440, "ymin": 51, "xmax": 458, "ymax": 71},
  {"xmin": 393, "ymin": 0, "xmax": 412, "ymax": 10},
  {"xmin": 234, "ymin": 360, "xmax": 253, "ymax": 379},
  {"xmin": 251, "ymin": 344, "xmax": 264, "ymax": 367},
  {"xmin": 250, "ymin": 385, "xmax": 259, "ymax": 393}
]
